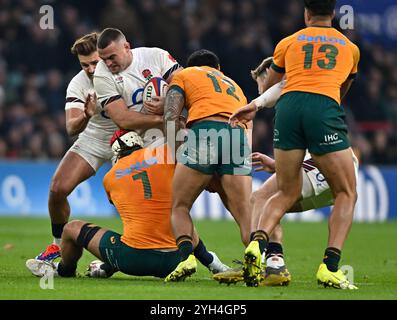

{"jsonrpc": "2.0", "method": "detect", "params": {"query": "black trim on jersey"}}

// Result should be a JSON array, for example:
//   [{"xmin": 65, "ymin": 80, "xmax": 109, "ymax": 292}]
[
  {"xmin": 168, "ymin": 85, "xmax": 185, "ymax": 98},
  {"xmin": 271, "ymin": 62, "xmax": 285, "ymax": 73},
  {"xmin": 100, "ymin": 95, "xmax": 122, "ymax": 108},
  {"xmin": 163, "ymin": 64, "xmax": 181, "ymax": 81},
  {"xmin": 66, "ymin": 97, "xmax": 84, "ymax": 104},
  {"xmin": 348, "ymin": 73, "xmax": 357, "ymax": 80}
]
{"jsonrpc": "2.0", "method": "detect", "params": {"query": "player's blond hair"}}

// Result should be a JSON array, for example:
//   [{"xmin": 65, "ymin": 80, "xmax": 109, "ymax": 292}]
[
  {"xmin": 71, "ymin": 32, "xmax": 98, "ymax": 56},
  {"xmin": 250, "ymin": 56, "xmax": 273, "ymax": 80}
]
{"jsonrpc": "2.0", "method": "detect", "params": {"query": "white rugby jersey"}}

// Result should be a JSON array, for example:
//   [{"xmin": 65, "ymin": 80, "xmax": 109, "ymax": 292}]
[
  {"xmin": 94, "ymin": 47, "xmax": 180, "ymax": 114},
  {"xmin": 65, "ymin": 70, "xmax": 118, "ymax": 143}
]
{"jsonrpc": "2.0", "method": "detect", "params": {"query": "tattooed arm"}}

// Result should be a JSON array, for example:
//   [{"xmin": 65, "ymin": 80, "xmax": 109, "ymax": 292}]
[{"xmin": 163, "ymin": 86, "xmax": 186, "ymax": 153}]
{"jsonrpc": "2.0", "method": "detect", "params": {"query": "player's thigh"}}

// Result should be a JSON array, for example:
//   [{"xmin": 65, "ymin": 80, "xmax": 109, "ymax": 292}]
[
  {"xmin": 96, "ymin": 231, "xmax": 180, "ymax": 277},
  {"xmin": 274, "ymin": 148, "xmax": 305, "ymax": 195},
  {"xmin": 311, "ymin": 148, "xmax": 357, "ymax": 196},
  {"xmin": 219, "ymin": 174, "xmax": 252, "ymax": 224},
  {"xmin": 172, "ymin": 163, "xmax": 213, "ymax": 209},
  {"xmin": 51, "ymin": 151, "xmax": 96, "ymax": 194}
]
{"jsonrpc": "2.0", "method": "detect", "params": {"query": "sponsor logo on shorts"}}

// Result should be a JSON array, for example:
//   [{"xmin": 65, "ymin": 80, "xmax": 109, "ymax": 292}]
[
  {"xmin": 320, "ymin": 133, "xmax": 343, "ymax": 146},
  {"xmin": 273, "ymin": 129, "xmax": 279, "ymax": 142}
]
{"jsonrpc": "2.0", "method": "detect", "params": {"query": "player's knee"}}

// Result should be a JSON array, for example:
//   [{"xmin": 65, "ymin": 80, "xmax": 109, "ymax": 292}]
[
  {"xmin": 172, "ymin": 199, "xmax": 191, "ymax": 213},
  {"xmin": 335, "ymin": 188, "xmax": 357, "ymax": 206},
  {"xmin": 250, "ymin": 189, "xmax": 269, "ymax": 206},
  {"xmin": 50, "ymin": 176, "xmax": 74, "ymax": 198},
  {"xmin": 63, "ymin": 220, "xmax": 84, "ymax": 239}
]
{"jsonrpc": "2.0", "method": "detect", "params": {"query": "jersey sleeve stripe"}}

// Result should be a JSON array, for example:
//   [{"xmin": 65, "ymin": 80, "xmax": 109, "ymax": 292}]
[
  {"xmin": 66, "ymin": 97, "xmax": 84, "ymax": 103},
  {"xmin": 348, "ymin": 73, "xmax": 357, "ymax": 80},
  {"xmin": 168, "ymin": 84, "xmax": 185, "ymax": 97},
  {"xmin": 163, "ymin": 64, "xmax": 181, "ymax": 81},
  {"xmin": 100, "ymin": 95, "xmax": 122, "ymax": 108},
  {"xmin": 271, "ymin": 63, "xmax": 285, "ymax": 73}
]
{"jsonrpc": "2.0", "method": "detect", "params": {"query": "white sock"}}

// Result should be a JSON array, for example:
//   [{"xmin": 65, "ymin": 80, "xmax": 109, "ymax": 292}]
[
  {"xmin": 266, "ymin": 255, "xmax": 285, "ymax": 269},
  {"xmin": 53, "ymin": 238, "xmax": 61, "ymax": 245}
]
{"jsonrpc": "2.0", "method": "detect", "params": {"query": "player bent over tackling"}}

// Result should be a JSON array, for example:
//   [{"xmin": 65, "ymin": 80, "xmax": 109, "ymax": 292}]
[
  {"xmin": 163, "ymin": 50, "xmax": 253, "ymax": 282},
  {"xmin": 26, "ymin": 130, "xmax": 229, "ymax": 279}
]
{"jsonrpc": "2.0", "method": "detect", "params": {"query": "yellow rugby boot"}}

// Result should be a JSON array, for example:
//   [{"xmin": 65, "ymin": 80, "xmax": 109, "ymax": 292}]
[
  {"xmin": 316, "ymin": 263, "xmax": 358, "ymax": 290},
  {"xmin": 165, "ymin": 254, "xmax": 197, "ymax": 282},
  {"xmin": 213, "ymin": 268, "xmax": 244, "ymax": 285},
  {"xmin": 243, "ymin": 241, "xmax": 262, "ymax": 287},
  {"xmin": 260, "ymin": 265, "xmax": 291, "ymax": 286}
]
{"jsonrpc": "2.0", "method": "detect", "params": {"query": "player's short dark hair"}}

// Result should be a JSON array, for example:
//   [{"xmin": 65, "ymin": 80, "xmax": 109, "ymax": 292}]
[
  {"xmin": 71, "ymin": 32, "xmax": 98, "ymax": 56},
  {"xmin": 304, "ymin": 0, "xmax": 336, "ymax": 16},
  {"xmin": 97, "ymin": 28, "xmax": 125, "ymax": 49},
  {"xmin": 186, "ymin": 49, "xmax": 220, "ymax": 69}
]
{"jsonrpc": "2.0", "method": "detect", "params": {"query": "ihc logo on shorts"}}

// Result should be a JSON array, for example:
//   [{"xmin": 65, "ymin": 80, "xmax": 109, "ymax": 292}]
[
  {"xmin": 324, "ymin": 133, "xmax": 339, "ymax": 143},
  {"xmin": 321, "ymin": 132, "xmax": 342, "ymax": 146}
]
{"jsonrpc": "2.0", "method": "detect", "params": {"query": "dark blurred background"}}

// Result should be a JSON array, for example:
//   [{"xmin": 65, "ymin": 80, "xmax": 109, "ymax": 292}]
[{"xmin": 0, "ymin": 0, "xmax": 396, "ymax": 164}]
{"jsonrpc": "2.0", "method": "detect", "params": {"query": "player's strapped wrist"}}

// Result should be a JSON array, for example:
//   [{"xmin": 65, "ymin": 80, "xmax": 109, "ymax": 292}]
[{"xmin": 252, "ymin": 80, "xmax": 286, "ymax": 111}]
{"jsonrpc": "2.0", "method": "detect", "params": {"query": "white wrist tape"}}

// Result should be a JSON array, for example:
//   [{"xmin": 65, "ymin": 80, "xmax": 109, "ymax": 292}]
[{"xmin": 253, "ymin": 80, "xmax": 286, "ymax": 111}]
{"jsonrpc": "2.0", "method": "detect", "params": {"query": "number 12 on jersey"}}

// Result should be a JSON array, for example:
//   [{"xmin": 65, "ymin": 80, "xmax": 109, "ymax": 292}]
[{"xmin": 207, "ymin": 72, "xmax": 240, "ymax": 101}]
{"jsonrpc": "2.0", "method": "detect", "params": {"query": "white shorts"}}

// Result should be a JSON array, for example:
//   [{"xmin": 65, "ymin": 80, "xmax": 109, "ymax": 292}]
[
  {"xmin": 299, "ymin": 151, "xmax": 359, "ymax": 211},
  {"xmin": 69, "ymin": 134, "xmax": 116, "ymax": 172}
]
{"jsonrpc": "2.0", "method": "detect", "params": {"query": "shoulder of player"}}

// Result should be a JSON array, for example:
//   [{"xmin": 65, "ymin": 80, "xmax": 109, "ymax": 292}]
[
  {"xmin": 133, "ymin": 46, "xmax": 168, "ymax": 58},
  {"xmin": 68, "ymin": 70, "xmax": 90, "ymax": 88},
  {"xmin": 93, "ymin": 60, "xmax": 112, "ymax": 79},
  {"xmin": 332, "ymin": 30, "xmax": 360, "ymax": 55}
]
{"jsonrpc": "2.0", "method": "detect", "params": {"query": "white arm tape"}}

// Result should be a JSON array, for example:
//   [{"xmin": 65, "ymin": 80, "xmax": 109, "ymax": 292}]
[{"xmin": 253, "ymin": 80, "xmax": 286, "ymax": 110}]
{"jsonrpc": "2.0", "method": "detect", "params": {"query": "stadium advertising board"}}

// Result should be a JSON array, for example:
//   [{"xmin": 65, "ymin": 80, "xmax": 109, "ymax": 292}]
[{"xmin": 0, "ymin": 162, "xmax": 395, "ymax": 221}]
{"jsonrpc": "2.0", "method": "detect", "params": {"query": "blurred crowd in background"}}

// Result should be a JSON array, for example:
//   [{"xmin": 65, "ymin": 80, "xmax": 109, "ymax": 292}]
[{"xmin": 0, "ymin": 0, "xmax": 396, "ymax": 164}]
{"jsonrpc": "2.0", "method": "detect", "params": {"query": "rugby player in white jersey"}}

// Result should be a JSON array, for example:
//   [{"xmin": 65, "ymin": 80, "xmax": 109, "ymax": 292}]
[
  {"xmin": 214, "ymin": 57, "xmax": 359, "ymax": 286},
  {"xmin": 35, "ymin": 33, "xmax": 118, "ymax": 261},
  {"xmin": 93, "ymin": 28, "xmax": 183, "ymax": 146}
]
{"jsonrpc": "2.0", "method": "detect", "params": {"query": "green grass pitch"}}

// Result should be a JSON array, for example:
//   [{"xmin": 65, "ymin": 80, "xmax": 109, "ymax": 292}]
[{"xmin": 0, "ymin": 217, "xmax": 396, "ymax": 300}]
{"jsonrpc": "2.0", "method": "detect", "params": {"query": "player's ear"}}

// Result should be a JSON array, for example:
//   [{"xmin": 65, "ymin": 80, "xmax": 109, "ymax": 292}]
[
  {"xmin": 331, "ymin": 9, "xmax": 336, "ymax": 20},
  {"xmin": 124, "ymin": 42, "xmax": 131, "ymax": 50},
  {"xmin": 217, "ymin": 64, "xmax": 220, "ymax": 70}
]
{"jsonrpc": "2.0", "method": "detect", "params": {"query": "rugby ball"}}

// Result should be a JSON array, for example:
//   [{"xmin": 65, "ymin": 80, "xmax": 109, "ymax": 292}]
[{"xmin": 143, "ymin": 77, "xmax": 168, "ymax": 103}]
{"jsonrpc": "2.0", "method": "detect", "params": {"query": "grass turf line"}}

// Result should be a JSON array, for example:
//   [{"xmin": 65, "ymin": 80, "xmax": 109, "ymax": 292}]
[{"xmin": 0, "ymin": 217, "xmax": 396, "ymax": 300}]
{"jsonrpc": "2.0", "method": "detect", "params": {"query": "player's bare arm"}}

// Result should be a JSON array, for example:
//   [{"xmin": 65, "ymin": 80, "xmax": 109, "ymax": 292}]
[
  {"xmin": 65, "ymin": 93, "xmax": 96, "ymax": 136},
  {"xmin": 163, "ymin": 86, "xmax": 185, "ymax": 144},
  {"xmin": 105, "ymin": 98, "xmax": 163, "ymax": 130},
  {"xmin": 229, "ymin": 103, "xmax": 257, "ymax": 128},
  {"xmin": 229, "ymin": 80, "xmax": 285, "ymax": 127}
]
